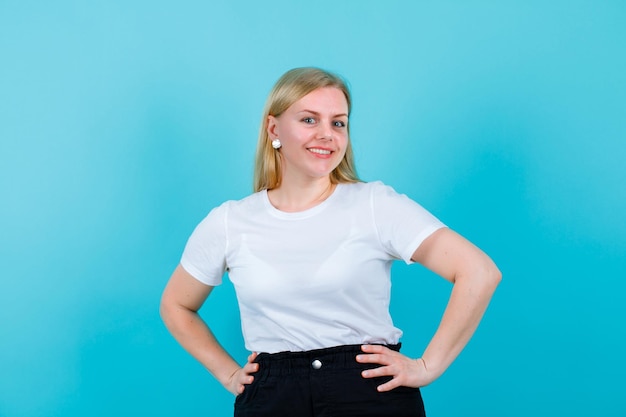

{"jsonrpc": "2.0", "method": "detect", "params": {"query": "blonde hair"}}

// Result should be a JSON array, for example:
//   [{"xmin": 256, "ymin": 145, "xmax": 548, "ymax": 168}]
[{"xmin": 253, "ymin": 67, "xmax": 360, "ymax": 192}]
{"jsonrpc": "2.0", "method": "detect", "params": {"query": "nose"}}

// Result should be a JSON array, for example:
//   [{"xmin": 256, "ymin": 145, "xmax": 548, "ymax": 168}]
[{"xmin": 318, "ymin": 121, "xmax": 333, "ymax": 140}]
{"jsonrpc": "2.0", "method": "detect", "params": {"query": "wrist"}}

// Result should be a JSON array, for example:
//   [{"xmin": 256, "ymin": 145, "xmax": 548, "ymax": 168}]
[
  {"xmin": 420, "ymin": 353, "xmax": 448, "ymax": 381},
  {"xmin": 223, "ymin": 367, "xmax": 242, "ymax": 394},
  {"xmin": 416, "ymin": 357, "xmax": 428, "ymax": 372},
  {"xmin": 215, "ymin": 364, "xmax": 241, "ymax": 389}
]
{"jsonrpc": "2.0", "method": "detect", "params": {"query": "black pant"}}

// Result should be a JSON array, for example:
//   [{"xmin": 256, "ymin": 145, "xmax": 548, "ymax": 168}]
[{"xmin": 234, "ymin": 344, "xmax": 426, "ymax": 417}]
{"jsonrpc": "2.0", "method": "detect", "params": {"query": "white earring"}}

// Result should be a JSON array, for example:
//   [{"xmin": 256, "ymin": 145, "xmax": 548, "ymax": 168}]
[{"xmin": 272, "ymin": 138, "xmax": 282, "ymax": 149}]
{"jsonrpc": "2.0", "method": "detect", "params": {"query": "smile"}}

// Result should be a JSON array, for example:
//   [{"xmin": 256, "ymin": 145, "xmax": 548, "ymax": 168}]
[{"xmin": 308, "ymin": 148, "xmax": 332, "ymax": 155}]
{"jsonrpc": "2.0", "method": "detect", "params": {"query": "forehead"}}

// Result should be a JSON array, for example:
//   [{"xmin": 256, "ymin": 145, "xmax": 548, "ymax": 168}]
[{"xmin": 290, "ymin": 87, "xmax": 348, "ymax": 114}]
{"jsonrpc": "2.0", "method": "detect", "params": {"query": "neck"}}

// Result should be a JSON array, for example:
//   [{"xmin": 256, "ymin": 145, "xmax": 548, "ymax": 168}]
[{"xmin": 268, "ymin": 176, "xmax": 336, "ymax": 213}]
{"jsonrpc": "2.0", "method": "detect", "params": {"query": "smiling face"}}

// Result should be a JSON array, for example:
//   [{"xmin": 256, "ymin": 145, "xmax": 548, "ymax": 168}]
[{"xmin": 267, "ymin": 87, "xmax": 349, "ymax": 184}]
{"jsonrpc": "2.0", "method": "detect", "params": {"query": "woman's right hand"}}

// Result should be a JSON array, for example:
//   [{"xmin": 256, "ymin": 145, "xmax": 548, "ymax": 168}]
[{"xmin": 226, "ymin": 352, "xmax": 259, "ymax": 395}]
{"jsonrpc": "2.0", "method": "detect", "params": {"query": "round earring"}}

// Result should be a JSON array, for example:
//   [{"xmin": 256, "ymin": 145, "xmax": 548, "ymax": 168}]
[{"xmin": 271, "ymin": 138, "xmax": 282, "ymax": 149}]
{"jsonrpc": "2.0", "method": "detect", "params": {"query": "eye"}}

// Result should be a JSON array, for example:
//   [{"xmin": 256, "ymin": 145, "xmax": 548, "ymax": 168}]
[
  {"xmin": 333, "ymin": 120, "xmax": 347, "ymax": 128},
  {"xmin": 302, "ymin": 117, "xmax": 315, "ymax": 124}
]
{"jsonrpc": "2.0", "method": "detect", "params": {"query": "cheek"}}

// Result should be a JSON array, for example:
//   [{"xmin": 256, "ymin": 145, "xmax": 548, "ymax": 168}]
[
  {"xmin": 339, "ymin": 136, "xmax": 350, "ymax": 151},
  {"xmin": 283, "ymin": 127, "xmax": 307, "ymax": 143},
  {"xmin": 335, "ymin": 144, "xmax": 349, "ymax": 162}
]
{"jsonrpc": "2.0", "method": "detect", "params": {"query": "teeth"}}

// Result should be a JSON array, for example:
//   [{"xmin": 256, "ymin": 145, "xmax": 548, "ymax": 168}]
[{"xmin": 309, "ymin": 148, "xmax": 331, "ymax": 155}]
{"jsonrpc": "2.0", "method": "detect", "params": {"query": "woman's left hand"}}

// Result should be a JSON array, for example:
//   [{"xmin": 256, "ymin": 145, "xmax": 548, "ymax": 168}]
[{"xmin": 356, "ymin": 344, "xmax": 435, "ymax": 392}]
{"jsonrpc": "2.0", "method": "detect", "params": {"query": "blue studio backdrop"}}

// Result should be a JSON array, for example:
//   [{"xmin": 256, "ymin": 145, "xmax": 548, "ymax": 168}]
[{"xmin": 1, "ymin": 1, "xmax": 624, "ymax": 416}]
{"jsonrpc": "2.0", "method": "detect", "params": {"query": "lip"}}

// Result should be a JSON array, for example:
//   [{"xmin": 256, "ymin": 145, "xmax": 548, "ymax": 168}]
[
  {"xmin": 307, "ymin": 147, "xmax": 334, "ymax": 158},
  {"xmin": 307, "ymin": 147, "xmax": 334, "ymax": 153}
]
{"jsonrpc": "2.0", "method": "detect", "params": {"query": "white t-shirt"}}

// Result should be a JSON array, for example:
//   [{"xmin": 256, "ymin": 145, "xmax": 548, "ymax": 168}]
[{"xmin": 181, "ymin": 181, "xmax": 445, "ymax": 353}]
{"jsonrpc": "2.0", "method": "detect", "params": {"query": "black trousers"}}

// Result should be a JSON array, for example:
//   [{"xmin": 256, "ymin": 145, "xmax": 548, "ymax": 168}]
[{"xmin": 234, "ymin": 344, "xmax": 426, "ymax": 417}]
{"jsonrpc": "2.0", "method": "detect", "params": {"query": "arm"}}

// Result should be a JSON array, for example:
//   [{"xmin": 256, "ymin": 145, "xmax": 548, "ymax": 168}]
[
  {"xmin": 160, "ymin": 265, "xmax": 258, "ymax": 395},
  {"xmin": 357, "ymin": 227, "xmax": 501, "ymax": 390}
]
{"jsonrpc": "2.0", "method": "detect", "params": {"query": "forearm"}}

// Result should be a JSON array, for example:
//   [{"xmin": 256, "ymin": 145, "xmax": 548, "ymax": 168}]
[
  {"xmin": 161, "ymin": 303, "xmax": 240, "ymax": 388},
  {"xmin": 421, "ymin": 265, "xmax": 501, "ymax": 380}
]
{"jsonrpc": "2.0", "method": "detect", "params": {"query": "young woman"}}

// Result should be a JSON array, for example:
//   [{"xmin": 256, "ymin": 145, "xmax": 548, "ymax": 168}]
[{"xmin": 160, "ymin": 67, "xmax": 501, "ymax": 417}]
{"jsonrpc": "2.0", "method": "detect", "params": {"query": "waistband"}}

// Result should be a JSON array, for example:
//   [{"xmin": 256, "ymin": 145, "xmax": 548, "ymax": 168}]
[{"xmin": 254, "ymin": 344, "xmax": 401, "ymax": 377}]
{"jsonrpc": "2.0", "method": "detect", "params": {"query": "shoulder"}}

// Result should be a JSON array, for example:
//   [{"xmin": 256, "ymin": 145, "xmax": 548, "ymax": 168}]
[
  {"xmin": 193, "ymin": 191, "xmax": 263, "ymax": 230},
  {"xmin": 338, "ymin": 180, "xmax": 392, "ymax": 196},
  {"xmin": 210, "ymin": 191, "xmax": 265, "ymax": 214},
  {"xmin": 339, "ymin": 180, "xmax": 403, "ymax": 201}
]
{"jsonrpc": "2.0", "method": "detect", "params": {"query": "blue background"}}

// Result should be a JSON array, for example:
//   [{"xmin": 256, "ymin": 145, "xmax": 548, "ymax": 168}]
[{"xmin": 1, "ymin": 1, "xmax": 624, "ymax": 416}]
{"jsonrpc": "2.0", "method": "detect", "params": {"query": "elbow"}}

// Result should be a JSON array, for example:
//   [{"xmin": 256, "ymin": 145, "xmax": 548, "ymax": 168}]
[
  {"xmin": 483, "ymin": 259, "xmax": 502, "ymax": 292},
  {"xmin": 491, "ymin": 264, "xmax": 502, "ymax": 288},
  {"xmin": 459, "ymin": 257, "xmax": 501, "ymax": 293},
  {"xmin": 159, "ymin": 292, "xmax": 175, "ymax": 330},
  {"xmin": 159, "ymin": 290, "xmax": 198, "ymax": 334}
]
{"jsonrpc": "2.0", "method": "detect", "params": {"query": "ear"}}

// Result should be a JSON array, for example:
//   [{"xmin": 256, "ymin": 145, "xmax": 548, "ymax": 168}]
[{"xmin": 267, "ymin": 115, "xmax": 278, "ymax": 139}]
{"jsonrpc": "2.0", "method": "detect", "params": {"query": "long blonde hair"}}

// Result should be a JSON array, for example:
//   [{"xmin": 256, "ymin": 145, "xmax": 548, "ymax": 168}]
[{"xmin": 253, "ymin": 67, "xmax": 360, "ymax": 192}]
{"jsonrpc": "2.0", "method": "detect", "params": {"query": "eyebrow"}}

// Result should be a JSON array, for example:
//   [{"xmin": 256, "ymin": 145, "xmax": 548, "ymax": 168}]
[{"xmin": 297, "ymin": 109, "xmax": 348, "ymax": 118}]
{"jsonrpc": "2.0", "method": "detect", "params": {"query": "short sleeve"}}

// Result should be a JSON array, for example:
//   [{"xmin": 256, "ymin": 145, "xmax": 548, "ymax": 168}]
[
  {"xmin": 180, "ymin": 203, "xmax": 229, "ymax": 286},
  {"xmin": 371, "ymin": 182, "xmax": 446, "ymax": 264}
]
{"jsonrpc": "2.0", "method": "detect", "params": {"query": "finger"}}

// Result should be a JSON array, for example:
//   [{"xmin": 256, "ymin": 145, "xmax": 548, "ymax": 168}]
[
  {"xmin": 234, "ymin": 380, "xmax": 243, "ymax": 394},
  {"xmin": 357, "ymin": 352, "xmax": 398, "ymax": 366},
  {"xmin": 244, "ymin": 360, "xmax": 259, "ymax": 373},
  {"xmin": 359, "ymin": 345, "xmax": 399, "ymax": 361},
  {"xmin": 356, "ymin": 353, "xmax": 385, "ymax": 364},
  {"xmin": 376, "ymin": 377, "xmax": 401, "ymax": 392},
  {"xmin": 361, "ymin": 365, "xmax": 393, "ymax": 379},
  {"xmin": 236, "ymin": 372, "xmax": 253, "ymax": 389},
  {"xmin": 360, "ymin": 344, "xmax": 390, "ymax": 354},
  {"xmin": 243, "ymin": 353, "xmax": 259, "ymax": 374}
]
